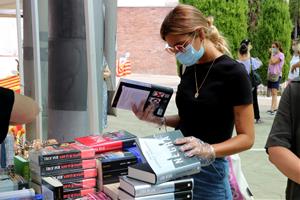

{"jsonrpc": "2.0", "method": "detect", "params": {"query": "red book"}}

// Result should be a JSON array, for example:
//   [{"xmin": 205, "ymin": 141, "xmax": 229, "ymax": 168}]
[
  {"xmin": 29, "ymin": 142, "xmax": 95, "ymax": 165},
  {"xmin": 75, "ymin": 130, "xmax": 136, "ymax": 153},
  {"xmin": 63, "ymin": 178, "xmax": 96, "ymax": 190},
  {"xmin": 63, "ymin": 188, "xmax": 96, "ymax": 199}
]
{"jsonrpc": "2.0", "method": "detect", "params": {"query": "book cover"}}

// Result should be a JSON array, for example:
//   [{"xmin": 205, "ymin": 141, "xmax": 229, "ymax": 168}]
[
  {"xmin": 63, "ymin": 188, "xmax": 96, "ymax": 199},
  {"xmin": 30, "ymin": 158, "xmax": 96, "ymax": 176},
  {"xmin": 103, "ymin": 183, "xmax": 119, "ymax": 200},
  {"xmin": 118, "ymin": 189, "xmax": 193, "ymax": 200},
  {"xmin": 81, "ymin": 191, "xmax": 112, "ymax": 200},
  {"xmin": 41, "ymin": 177, "xmax": 63, "ymax": 200},
  {"xmin": 31, "ymin": 168, "xmax": 97, "ymax": 184},
  {"xmin": 14, "ymin": 155, "xmax": 30, "ymax": 181},
  {"xmin": 75, "ymin": 130, "xmax": 137, "ymax": 153},
  {"xmin": 29, "ymin": 142, "xmax": 95, "ymax": 165},
  {"xmin": 111, "ymin": 78, "xmax": 173, "ymax": 117},
  {"xmin": 124, "ymin": 146, "xmax": 146, "ymax": 164},
  {"xmin": 63, "ymin": 178, "xmax": 96, "ymax": 190},
  {"xmin": 119, "ymin": 176, "xmax": 194, "ymax": 197},
  {"xmin": 96, "ymin": 150, "xmax": 138, "ymax": 171},
  {"xmin": 128, "ymin": 130, "xmax": 201, "ymax": 184}
]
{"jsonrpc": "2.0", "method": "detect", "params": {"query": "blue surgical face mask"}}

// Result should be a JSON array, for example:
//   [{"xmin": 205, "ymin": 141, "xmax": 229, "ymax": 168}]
[
  {"xmin": 272, "ymin": 47, "xmax": 278, "ymax": 54},
  {"xmin": 176, "ymin": 43, "xmax": 205, "ymax": 66}
]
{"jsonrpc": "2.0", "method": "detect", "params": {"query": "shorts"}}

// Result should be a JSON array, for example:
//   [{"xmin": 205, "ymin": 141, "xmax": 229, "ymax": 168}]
[
  {"xmin": 267, "ymin": 76, "xmax": 281, "ymax": 90},
  {"xmin": 192, "ymin": 158, "xmax": 232, "ymax": 200}
]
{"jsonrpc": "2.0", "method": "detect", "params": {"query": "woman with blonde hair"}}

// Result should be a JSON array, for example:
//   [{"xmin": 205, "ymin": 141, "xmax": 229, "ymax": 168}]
[{"xmin": 132, "ymin": 4, "xmax": 254, "ymax": 199}]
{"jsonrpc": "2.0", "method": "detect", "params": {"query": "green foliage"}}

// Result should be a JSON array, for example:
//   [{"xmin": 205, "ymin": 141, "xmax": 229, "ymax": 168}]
[
  {"xmin": 251, "ymin": 0, "xmax": 293, "ymax": 83},
  {"xmin": 289, "ymin": 0, "xmax": 300, "ymax": 38},
  {"xmin": 180, "ymin": 0, "xmax": 248, "ymax": 58}
]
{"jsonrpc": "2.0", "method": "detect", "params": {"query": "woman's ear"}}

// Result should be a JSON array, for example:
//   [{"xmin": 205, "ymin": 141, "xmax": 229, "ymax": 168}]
[{"xmin": 196, "ymin": 28, "xmax": 206, "ymax": 40}]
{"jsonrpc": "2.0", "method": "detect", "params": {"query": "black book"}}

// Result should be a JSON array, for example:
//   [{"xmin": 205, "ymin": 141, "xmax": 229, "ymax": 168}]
[
  {"xmin": 41, "ymin": 177, "xmax": 63, "ymax": 200},
  {"xmin": 128, "ymin": 130, "xmax": 201, "ymax": 184},
  {"xmin": 111, "ymin": 78, "xmax": 173, "ymax": 117},
  {"xmin": 119, "ymin": 176, "xmax": 193, "ymax": 197},
  {"xmin": 118, "ymin": 189, "xmax": 193, "ymax": 200},
  {"xmin": 96, "ymin": 150, "xmax": 138, "ymax": 171}
]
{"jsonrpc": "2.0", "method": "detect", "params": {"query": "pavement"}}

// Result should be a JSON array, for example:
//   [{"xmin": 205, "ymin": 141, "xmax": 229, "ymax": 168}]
[{"xmin": 105, "ymin": 74, "xmax": 287, "ymax": 200}]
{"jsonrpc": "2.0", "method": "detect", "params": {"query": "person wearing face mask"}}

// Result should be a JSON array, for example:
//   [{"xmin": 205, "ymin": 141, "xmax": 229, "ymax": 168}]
[
  {"xmin": 288, "ymin": 39, "xmax": 300, "ymax": 83},
  {"xmin": 132, "ymin": 4, "xmax": 254, "ymax": 200},
  {"xmin": 267, "ymin": 41, "xmax": 285, "ymax": 115},
  {"xmin": 237, "ymin": 39, "xmax": 263, "ymax": 124}
]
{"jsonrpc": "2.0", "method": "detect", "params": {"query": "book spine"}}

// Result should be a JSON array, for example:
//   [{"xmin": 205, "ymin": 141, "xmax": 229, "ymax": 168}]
[
  {"xmin": 63, "ymin": 178, "xmax": 96, "ymax": 190},
  {"xmin": 54, "ymin": 168, "xmax": 97, "ymax": 182},
  {"xmin": 93, "ymin": 141, "xmax": 123, "ymax": 153},
  {"xmin": 63, "ymin": 188, "xmax": 95, "ymax": 199},
  {"xmin": 121, "ymin": 139, "xmax": 136, "ymax": 149},
  {"xmin": 39, "ymin": 151, "xmax": 82, "ymax": 165},
  {"xmin": 102, "ymin": 157, "xmax": 137, "ymax": 171}
]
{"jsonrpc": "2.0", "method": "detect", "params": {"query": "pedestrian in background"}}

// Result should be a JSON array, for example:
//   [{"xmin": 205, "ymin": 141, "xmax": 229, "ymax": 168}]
[
  {"xmin": 132, "ymin": 4, "xmax": 254, "ymax": 199},
  {"xmin": 237, "ymin": 39, "xmax": 263, "ymax": 124},
  {"xmin": 267, "ymin": 41, "xmax": 284, "ymax": 115},
  {"xmin": 288, "ymin": 39, "xmax": 300, "ymax": 83}
]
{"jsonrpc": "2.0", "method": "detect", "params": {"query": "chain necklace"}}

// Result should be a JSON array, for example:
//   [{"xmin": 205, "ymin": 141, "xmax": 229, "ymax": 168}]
[{"xmin": 194, "ymin": 58, "xmax": 217, "ymax": 98}]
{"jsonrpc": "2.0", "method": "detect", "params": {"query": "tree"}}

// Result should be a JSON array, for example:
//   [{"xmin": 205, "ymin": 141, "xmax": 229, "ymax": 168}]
[
  {"xmin": 289, "ymin": 0, "xmax": 300, "ymax": 39},
  {"xmin": 180, "ymin": 0, "xmax": 248, "ymax": 58},
  {"xmin": 248, "ymin": 0, "xmax": 261, "ymax": 33},
  {"xmin": 252, "ymin": 0, "xmax": 293, "ymax": 83}
]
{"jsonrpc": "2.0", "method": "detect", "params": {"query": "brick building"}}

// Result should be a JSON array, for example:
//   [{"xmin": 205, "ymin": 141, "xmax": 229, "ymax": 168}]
[{"xmin": 117, "ymin": 6, "xmax": 177, "ymax": 75}]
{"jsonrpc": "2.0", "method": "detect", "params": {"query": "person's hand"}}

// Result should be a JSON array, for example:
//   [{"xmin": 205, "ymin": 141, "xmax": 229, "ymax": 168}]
[
  {"xmin": 175, "ymin": 136, "xmax": 215, "ymax": 166},
  {"xmin": 103, "ymin": 66, "xmax": 111, "ymax": 80},
  {"xmin": 291, "ymin": 64, "xmax": 298, "ymax": 73},
  {"xmin": 132, "ymin": 100, "xmax": 162, "ymax": 125}
]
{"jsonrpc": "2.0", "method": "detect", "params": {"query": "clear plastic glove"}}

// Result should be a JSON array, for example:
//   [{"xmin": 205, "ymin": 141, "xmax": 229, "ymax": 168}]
[
  {"xmin": 175, "ymin": 136, "xmax": 216, "ymax": 166},
  {"xmin": 132, "ymin": 100, "xmax": 163, "ymax": 126}
]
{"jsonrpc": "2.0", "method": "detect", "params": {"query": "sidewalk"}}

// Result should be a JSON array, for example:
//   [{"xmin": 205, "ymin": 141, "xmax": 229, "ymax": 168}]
[{"xmin": 106, "ymin": 74, "xmax": 286, "ymax": 200}]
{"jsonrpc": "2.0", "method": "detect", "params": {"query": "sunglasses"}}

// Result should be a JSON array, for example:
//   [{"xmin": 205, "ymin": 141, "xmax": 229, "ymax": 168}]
[{"xmin": 165, "ymin": 32, "xmax": 196, "ymax": 54}]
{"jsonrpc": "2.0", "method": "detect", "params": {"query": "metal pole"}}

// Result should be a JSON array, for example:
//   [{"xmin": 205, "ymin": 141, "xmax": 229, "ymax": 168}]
[
  {"xmin": 30, "ymin": 0, "xmax": 43, "ymax": 140},
  {"xmin": 84, "ymin": 0, "xmax": 104, "ymax": 134},
  {"xmin": 15, "ymin": 0, "xmax": 24, "ymax": 94}
]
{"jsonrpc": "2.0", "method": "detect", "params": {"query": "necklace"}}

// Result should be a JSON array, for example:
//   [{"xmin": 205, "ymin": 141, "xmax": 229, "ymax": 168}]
[{"xmin": 194, "ymin": 58, "xmax": 217, "ymax": 98}]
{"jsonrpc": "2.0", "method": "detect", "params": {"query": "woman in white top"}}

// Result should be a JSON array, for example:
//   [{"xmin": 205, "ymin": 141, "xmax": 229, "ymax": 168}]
[
  {"xmin": 238, "ymin": 39, "xmax": 263, "ymax": 124},
  {"xmin": 288, "ymin": 40, "xmax": 300, "ymax": 83}
]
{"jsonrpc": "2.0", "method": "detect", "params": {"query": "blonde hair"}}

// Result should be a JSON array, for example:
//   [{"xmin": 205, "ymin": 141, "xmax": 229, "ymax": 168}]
[{"xmin": 160, "ymin": 4, "xmax": 231, "ymax": 55}]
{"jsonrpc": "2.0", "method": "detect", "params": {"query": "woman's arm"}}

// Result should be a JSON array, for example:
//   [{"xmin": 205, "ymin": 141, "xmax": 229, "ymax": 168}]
[
  {"xmin": 268, "ymin": 146, "xmax": 300, "ymax": 184},
  {"xmin": 212, "ymin": 104, "xmax": 255, "ymax": 157},
  {"xmin": 269, "ymin": 56, "xmax": 281, "ymax": 65},
  {"xmin": 164, "ymin": 115, "xmax": 180, "ymax": 128},
  {"xmin": 10, "ymin": 92, "xmax": 40, "ymax": 124}
]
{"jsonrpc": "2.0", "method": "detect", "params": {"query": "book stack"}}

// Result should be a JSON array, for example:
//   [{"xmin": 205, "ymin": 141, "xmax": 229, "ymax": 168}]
[
  {"xmin": 75, "ymin": 130, "xmax": 138, "ymax": 192},
  {"xmin": 96, "ymin": 150, "xmax": 138, "ymax": 191},
  {"xmin": 29, "ymin": 142, "xmax": 97, "ymax": 199},
  {"xmin": 119, "ymin": 130, "xmax": 201, "ymax": 200}
]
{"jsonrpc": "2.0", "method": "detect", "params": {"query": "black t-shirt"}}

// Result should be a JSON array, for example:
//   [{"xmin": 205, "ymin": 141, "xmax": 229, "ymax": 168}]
[
  {"xmin": 176, "ymin": 55, "xmax": 252, "ymax": 144},
  {"xmin": 0, "ymin": 87, "xmax": 14, "ymax": 144}
]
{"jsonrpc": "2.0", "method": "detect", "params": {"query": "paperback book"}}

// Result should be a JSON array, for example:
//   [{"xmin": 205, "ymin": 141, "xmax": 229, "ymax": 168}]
[
  {"xmin": 103, "ymin": 183, "xmax": 119, "ymax": 200},
  {"xmin": 63, "ymin": 178, "xmax": 96, "ymax": 190},
  {"xmin": 119, "ymin": 176, "xmax": 194, "ymax": 197},
  {"xmin": 41, "ymin": 177, "xmax": 63, "ymax": 200},
  {"xmin": 63, "ymin": 188, "xmax": 96, "ymax": 199},
  {"xmin": 128, "ymin": 130, "xmax": 201, "ymax": 184},
  {"xmin": 96, "ymin": 150, "xmax": 138, "ymax": 171},
  {"xmin": 29, "ymin": 142, "xmax": 95, "ymax": 165},
  {"xmin": 111, "ymin": 78, "xmax": 173, "ymax": 117},
  {"xmin": 30, "ymin": 158, "xmax": 96, "ymax": 176},
  {"xmin": 75, "ymin": 130, "xmax": 137, "ymax": 153}
]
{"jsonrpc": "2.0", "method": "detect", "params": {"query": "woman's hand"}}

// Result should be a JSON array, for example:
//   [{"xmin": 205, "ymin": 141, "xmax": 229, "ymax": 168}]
[
  {"xmin": 175, "ymin": 136, "xmax": 215, "ymax": 166},
  {"xmin": 132, "ymin": 100, "xmax": 162, "ymax": 125}
]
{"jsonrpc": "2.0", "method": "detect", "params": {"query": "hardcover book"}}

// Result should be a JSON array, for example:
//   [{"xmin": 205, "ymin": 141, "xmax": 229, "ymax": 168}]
[
  {"xmin": 111, "ymin": 78, "xmax": 173, "ymax": 117},
  {"xmin": 96, "ymin": 150, "xmax": 138, "ymax": 171},
  {"xmin": 118, "ymin": 189, "xmax": 193, "ymax": 200},
  {"xmin": 30, "ymin": 159, "xmax": 96, "ymax": 176},
  {"xmin": 75, "ymin": 130, "xmax": 137, "ymax": 153},
  {"xmin": 119, "ymin": 176, "xmax": 194, "ymax": 197},
  {"xmin": 128, "ymin": 130, "xmax": 201, "ymax": 184},
  {"xmin": 29, "ymin": 142, "xmax": 95, "ymax": 165},
  {"xmin": 41, "ymin": 177, "xmax": 63, "ymax": 200}
]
